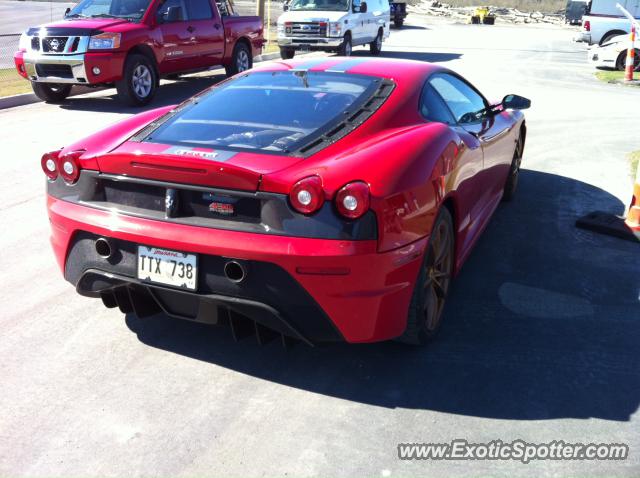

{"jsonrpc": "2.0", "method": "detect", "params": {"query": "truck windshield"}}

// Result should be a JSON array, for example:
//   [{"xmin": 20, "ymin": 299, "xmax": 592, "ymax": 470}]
[
  {"xmin": 288, "ymin": 0, "xmax": 350, "ymax": 12},
  {"xmin": 66, "ymin": 0, "xmax": 152, "ymax": 20},
  {"xmin": 144, "ymin": 71, "xmax": 380, "ymax": 154}
]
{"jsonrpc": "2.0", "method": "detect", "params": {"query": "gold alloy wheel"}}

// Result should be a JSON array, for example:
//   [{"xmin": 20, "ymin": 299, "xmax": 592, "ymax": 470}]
[{"xmin": 423, "ymin": 216, "xmax": 453, "ymax": 331}]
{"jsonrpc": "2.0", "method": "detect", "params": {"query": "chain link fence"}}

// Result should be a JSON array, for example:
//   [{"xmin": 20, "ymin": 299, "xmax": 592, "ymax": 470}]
[{"xmin": 0, "ymin": 34, "xmax": 25, "ymax": 97}]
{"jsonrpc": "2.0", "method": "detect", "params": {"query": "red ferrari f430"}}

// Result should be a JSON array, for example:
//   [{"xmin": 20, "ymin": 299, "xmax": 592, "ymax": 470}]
[{"xmin": 44, "ymin": 57, "xmax": 530, "ymax": 346}]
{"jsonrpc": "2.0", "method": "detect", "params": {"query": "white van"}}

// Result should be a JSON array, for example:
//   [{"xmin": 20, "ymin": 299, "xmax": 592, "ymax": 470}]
[
  {"xmin": 574, "ymin": 0, "xmax": 640, "ymax": 45},
  {"xmin": 277, "ymin": 0, "xmax": 390, "ymax": 59}
]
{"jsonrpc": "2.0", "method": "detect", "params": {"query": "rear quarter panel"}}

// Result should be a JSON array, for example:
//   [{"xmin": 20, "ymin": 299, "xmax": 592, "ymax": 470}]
[{"xmin": 221, "ymin": 16, "xmax": 264, "ymax": 60}]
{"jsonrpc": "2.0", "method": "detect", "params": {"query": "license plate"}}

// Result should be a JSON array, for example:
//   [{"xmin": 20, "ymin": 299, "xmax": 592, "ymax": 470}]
[
  {"xmin": 299, "ymin": 44, "xmax": 311, "ymax": 51},
  {"xmin": 137, "ymin": 246, "xmax": 197, "ymax": 291}
]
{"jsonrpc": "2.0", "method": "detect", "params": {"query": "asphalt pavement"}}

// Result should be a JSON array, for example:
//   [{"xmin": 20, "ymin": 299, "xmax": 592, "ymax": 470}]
[{"xmin": 0, "ymin": 15, "xmax": 639, "ymax": 478}]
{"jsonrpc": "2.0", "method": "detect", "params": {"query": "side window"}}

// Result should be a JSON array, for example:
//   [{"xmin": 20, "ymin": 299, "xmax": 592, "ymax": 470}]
[
  {"xmin": 420, "ymin": 83, "xmax": 456, "ymax": 125},
  {"xmin": 186, "ymin": 0, "xmax": 213, "ymax": 19},
  {"xmin": 156, "ymin": 0, "xmax": 187, "ymax": 22},
  {"xmin": 429, "ymin": 74, "xmax": 487, "ymax": 124},
  {"xmin": 216, "ymin": 0, "xmax": 230, "ymax": 15}
]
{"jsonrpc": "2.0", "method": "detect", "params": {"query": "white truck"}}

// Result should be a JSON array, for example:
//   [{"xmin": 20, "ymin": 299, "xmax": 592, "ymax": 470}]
[
  {"xmin": 575, "ymin": 0, "xmax": 640, "ymax": 45},
  {"xmin": 277, "ymin": 0, "xmax": 390, "ymax": 59}
]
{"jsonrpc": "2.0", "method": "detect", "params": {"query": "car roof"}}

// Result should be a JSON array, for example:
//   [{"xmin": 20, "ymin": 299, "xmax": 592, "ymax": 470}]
[{"xmin": 251, "ymin": 57, "xmax": 444, "ymax": 84}]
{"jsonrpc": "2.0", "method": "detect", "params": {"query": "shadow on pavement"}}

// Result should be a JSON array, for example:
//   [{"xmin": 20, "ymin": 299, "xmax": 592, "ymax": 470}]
[
  {"xmin": 391, "ymin": 25, "xmax": 429, "ymax": 30},
  {"xmin": 126, "ymin": 166, "xmax": 639, "ymax": 421},
  {"xmin": 58, "ymin": 74, "xmax": 226, "ymax": 113},
  {"xmin": 362, "ymin": 50, "xmax": 462, "ymax": 63}
]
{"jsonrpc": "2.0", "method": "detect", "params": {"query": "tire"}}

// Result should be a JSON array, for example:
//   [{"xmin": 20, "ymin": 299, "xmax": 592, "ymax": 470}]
[
  {"xmin": 279, "ymin": 47, "xmax": 295, "ymax": 60},
  {"xmin": 615, "ymin": 49, "xmax": 640, "ymax": 71},
  {"xmin": 394, "ymin": 18, "xmax": 404, "ymax": 28},
  {"xmin": 338, "ymin": 33, "xmax": 352, "ymax": 56},
  {"xmin": 502, "ymin": 133, "xmax": 524, "ymax": 202},
  {"xmin": 31, "ymin": 83, "xmax": 71, "ymax": 103},
  {"xmin": 483, "ymin": 16, "xmax": 495, "ymax": 25},
  {"xmin": 470, "ymin": 15, "xmax": 480, "ymax": 24},
  {"xmin": 370, "ymin": 29, "xmax": 383, "ymax": 55},
  {"xmin": 115, "ymin": 53, "xmax": 157, "ymax": 107},
  {"xmin": 397, "ymin": 207, "xmax": 454, "ymax": 345},
  {"xmin": 225, "ymin": 42, "xmax": 252, "ymax": 77}
]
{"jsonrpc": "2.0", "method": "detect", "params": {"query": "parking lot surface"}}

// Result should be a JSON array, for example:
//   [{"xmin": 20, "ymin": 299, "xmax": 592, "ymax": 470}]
[{"xmin": 0, "ymin": 16, "xmax": 639, "ymax": 477}]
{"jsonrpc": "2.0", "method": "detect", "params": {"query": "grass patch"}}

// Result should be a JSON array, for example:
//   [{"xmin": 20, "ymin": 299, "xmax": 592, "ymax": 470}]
[
  {"xmin": 595, "ymin": 69, "xmax": 640, "ymax": 85},
  {"xmin": 0, "ymin": 68, "xmax": 32, "ymax": 97},
  {"xmin": 629, "ymin": 151, "xmax": 639, "ymax": 179}
]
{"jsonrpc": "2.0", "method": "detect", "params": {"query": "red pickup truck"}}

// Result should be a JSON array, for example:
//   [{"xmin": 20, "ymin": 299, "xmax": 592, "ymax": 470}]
[{"xmin": 14, "ymin": 0, "xmax": 264, "ymax": 105}]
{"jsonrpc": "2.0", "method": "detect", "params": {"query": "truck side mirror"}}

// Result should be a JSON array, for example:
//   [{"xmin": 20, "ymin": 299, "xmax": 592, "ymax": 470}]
[
  {"xmin": 166, "ymin": 5, "xmax": 183, "ymax": 22},
  {"xmin": 64, "ymin": 7, "xmax": 71, "ymax": 17},
  {"xmin": 283, "ymin": 1, "xmax": 289, "ymax": 11},
  {"xmin": 359, "ymin": 1, "xmax": 367, "ymax": 12}
]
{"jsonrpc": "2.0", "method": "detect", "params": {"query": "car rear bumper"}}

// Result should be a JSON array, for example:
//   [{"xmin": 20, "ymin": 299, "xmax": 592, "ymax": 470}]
[
  {"xmin": 574, "ymin": 31, "xmax": 591, "ymax": 43},
  {"xmin": 19, "ymin": 51, "xmax": 125, "ymax": 84},
  {"xmin": 49, "ymin": 196, "xmax": 427, "ymax": 343}
]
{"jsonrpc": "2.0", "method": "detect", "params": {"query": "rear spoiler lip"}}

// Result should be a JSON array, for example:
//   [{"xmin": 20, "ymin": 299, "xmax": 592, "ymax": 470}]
[{"xmin": 94, "ymin": 151, "xmax": 263, "ymax": 192}]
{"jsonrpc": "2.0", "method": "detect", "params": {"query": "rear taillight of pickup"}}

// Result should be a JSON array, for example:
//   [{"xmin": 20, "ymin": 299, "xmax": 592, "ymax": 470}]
[{"xmin": 584, "ymin": 20, "xmax": 590, "ymax": 31}]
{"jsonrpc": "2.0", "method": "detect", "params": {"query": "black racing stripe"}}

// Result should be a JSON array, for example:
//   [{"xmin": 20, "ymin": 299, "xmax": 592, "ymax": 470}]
[
  {"xmin": 289, "ymin": 58, "xmax": 333, "ymax": 71},
  {"xmin": 324, "ymin": 58, "xmax": 370, "ymax": 73}
]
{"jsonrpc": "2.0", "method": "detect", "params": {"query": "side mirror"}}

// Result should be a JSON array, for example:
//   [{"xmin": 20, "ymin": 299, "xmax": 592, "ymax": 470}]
[
  {"xmin": 283, "ymin": 1, "xmax": 289, "ymax": 10},
  {"xmin": 64, "ymin": 7, "xmax": 71, "ymax": 17},
  {"xmin": 166, "ymin": 5, "xmax": 183, "ymax": 22},
  {"xmin": 360, "ymin": 1, "xmax": 367, "ymax": 12},
  {"xmin": 502, "ymin": 94, "xmax": 531, "ymax": 110}
]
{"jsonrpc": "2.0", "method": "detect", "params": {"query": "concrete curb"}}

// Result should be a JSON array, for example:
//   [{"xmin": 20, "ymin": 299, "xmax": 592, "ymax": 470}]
[
  {"xmin": 0, "ymin": 92, "xmax": 39, "ymax": 109},
  {"xmin": 0, "ymin": 51, "xmax": 283, "ymax": 111}
]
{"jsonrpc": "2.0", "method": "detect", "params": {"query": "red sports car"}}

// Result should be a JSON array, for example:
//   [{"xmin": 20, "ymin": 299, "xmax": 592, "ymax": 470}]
[{"xmin": 43, "ymin": 57, "xmax": 529, "ymax": 346}]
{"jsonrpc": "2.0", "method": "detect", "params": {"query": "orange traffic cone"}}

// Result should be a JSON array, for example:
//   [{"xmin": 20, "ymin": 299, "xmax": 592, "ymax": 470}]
[
  {"xmin": 624, "ymin": 25, "xmax": 636, "ymax": 82},
  {"xmin": 576, "ymin": 165, "xmax": 640, "ymax": 242},
  {"xmin": 624, "ymin": 164, "xmax": 640, "ymax": 230}
]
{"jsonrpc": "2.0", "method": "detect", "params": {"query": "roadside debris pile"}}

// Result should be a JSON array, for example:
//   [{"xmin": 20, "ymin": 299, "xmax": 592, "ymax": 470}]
[{"xmin": 409, "ymin": 0, "xmax": 566, "ymax": 24}]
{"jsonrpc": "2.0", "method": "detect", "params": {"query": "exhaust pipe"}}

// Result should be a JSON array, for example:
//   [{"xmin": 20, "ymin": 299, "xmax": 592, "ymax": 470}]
[
  {"xmin": 95, "ymin": 237, "xmax": 113, "ymax": 259},
  {"xmin": 224, "ymin": 260, "xmax": 247, "ymax": 283}
]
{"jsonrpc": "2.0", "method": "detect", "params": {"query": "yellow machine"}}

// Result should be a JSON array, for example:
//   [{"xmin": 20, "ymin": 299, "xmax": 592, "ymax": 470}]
[{"xmin": 470, "ymin": 6, "xmax": 496, "ymax": 24}]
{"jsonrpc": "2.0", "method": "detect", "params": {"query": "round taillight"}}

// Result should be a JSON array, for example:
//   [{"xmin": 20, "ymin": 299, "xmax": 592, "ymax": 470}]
[
  {"xmin": 335, "ymin": 181, "xmax": 370, "ymax": 219},
  {"xmin": 289, "ymin": 176, "xmax": 325, "ymax": 214},
  {"xmin": 58, "ymin": 152, "xmax": 82, "ymax": 184},
  {"xmin": 41, "ymin": 151, "xmax": 60, "ymax": 180}
]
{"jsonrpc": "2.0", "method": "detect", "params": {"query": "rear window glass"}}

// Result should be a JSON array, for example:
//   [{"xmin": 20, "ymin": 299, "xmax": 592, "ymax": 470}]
[{"xmin": 145, "ymin": 71, "xmax": 379, "ymax": 153}]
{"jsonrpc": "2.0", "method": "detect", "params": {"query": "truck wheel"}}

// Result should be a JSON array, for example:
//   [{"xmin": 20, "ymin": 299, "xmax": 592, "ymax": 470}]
[
  {"xmin": 116, "ymin": 53, "xmax": 157, "ymax": 106},
  {"xmin": 394, "ymin": 18, "xmax": 404, "ymax": 27},
  {"xmin": 279, "ymin": 47, "xmax": 295, "ymax": 60},
  {"xmin": 31, "ymin": 83, "xmax": 71, "ymax": 103},
  {"xmin": 599, "ymin": 30, "xmax": 626, "ymax": 46},
  {"xmin": 225, "ymin": 42, "xmax": 252, "ymax": 77},
  {"xmin": 370, "ymin": 29, "xmax": 383, "ymax": 55},
  {"xmin": 338, "ymin": 33, "xmax": 352, "ymax": 56}
]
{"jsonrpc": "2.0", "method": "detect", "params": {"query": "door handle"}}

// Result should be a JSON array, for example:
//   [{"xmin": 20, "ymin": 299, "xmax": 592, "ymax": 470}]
[
  {"xmin": 214, "ymin": 23, "xmax": 221, "ymax": 29},
  {"xmin": 482, "ymin": 128, "xmax": 510, "ymax": 143},
  {"xmin": 187, "ymin": 25, "xmax": 195, "ymax": 33}
]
